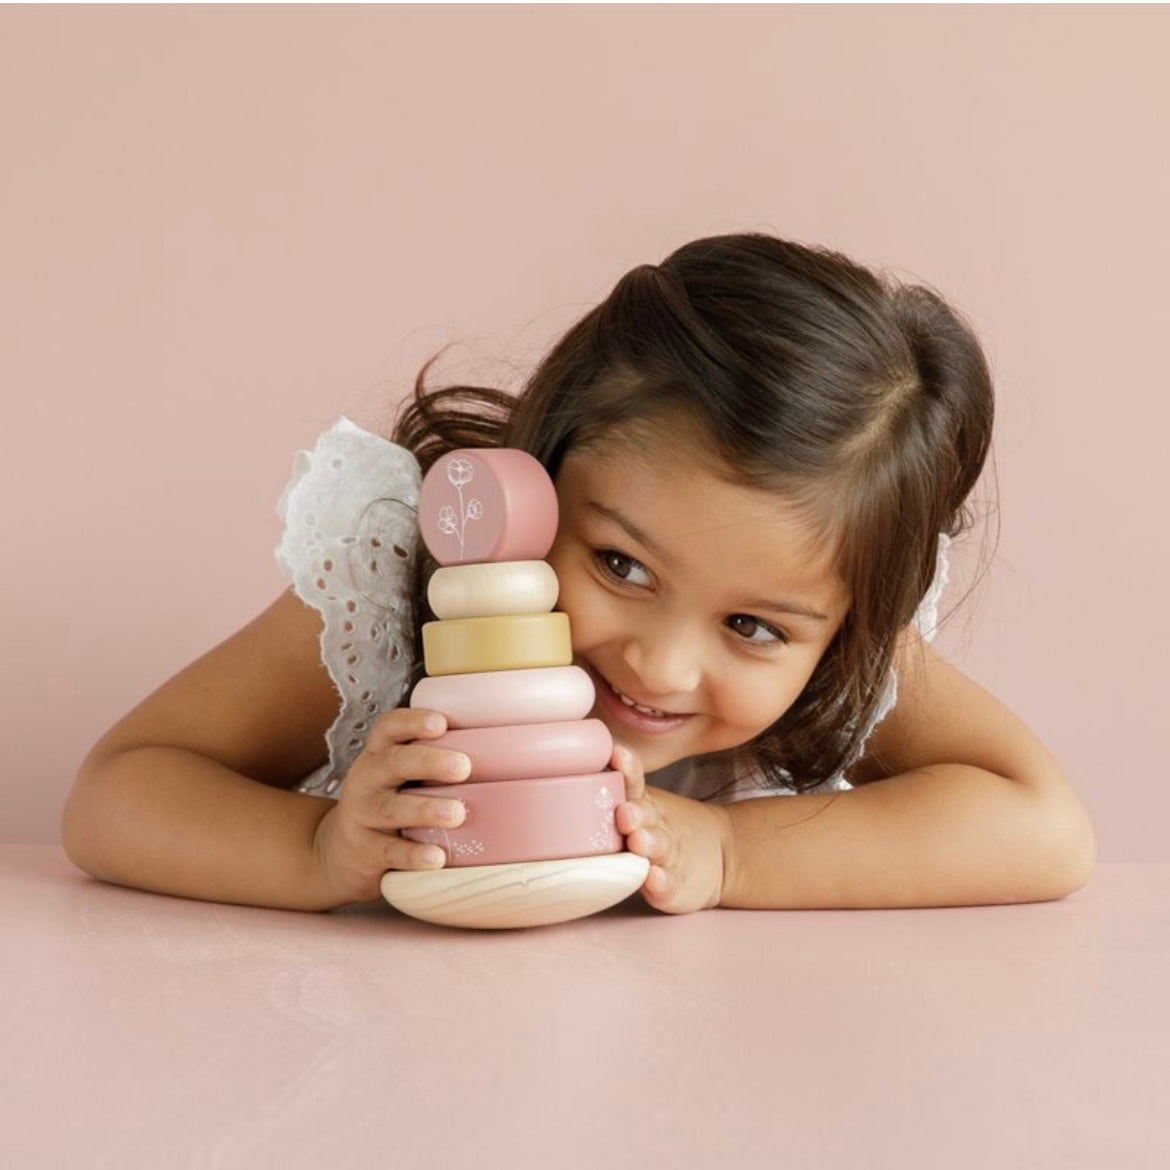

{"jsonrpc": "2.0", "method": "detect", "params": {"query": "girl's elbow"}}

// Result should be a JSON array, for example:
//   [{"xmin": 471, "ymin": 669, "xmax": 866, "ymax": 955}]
[
  {"xmin": 1060, "ymin": 808, "xmax": 1097, "ymax": 897},
  {"xmin": 1011, "ymin": 765, "xmax": 1097, "ymax": 901},
  {"xmin": 60, "ymin": 776, "xmax": 98, "ymax": 875},
  {"xmin": 60, "ymin": 759, "xmax": 115, "ymax": 878},
  {"xmin": 1041, "ymin": 787, "xmax": 1098, "ymax": 899}
]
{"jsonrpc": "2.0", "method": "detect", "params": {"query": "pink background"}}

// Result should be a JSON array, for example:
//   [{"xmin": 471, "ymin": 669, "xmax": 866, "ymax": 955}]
[{"xmin": 2, "ymin": 6, "xmax": 1165, "ymax": 858}]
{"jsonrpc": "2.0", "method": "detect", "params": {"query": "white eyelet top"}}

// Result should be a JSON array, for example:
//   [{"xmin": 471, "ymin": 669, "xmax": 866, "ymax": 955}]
[{"xmin": 275, "ymin": 418, "xmax": 950, "ymax": 802}]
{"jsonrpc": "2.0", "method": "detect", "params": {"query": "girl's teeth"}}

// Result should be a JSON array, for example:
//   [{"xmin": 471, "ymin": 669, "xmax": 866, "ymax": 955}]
[{"xmin": 611, "ymin": 684, "xmax": 666, "ymax": 717}]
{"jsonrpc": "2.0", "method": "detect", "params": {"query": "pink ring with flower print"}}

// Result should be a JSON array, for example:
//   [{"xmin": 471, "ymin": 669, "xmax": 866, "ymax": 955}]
[
  {"xmin": 402, "ymin": 772, "xmax": 627, "ymax": 867},
  {"xmin": 419, "ymin": 448, "xmax": 559, "ymax": 566}
]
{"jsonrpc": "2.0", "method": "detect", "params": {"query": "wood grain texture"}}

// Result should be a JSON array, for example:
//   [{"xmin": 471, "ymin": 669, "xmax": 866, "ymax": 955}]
[{"xmin": 380, "ymin": 852, "xmax": 651, "ymax": 929}]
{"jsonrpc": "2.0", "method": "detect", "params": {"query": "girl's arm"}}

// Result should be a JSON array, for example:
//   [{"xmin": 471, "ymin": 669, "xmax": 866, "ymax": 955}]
[
  {"xmin": 718, "ymin": 633, "xmax": 1097, "ymax": 909},
  {"xmin": 62, "ymin": 589, "xmax": 347, "ymax": 910}
]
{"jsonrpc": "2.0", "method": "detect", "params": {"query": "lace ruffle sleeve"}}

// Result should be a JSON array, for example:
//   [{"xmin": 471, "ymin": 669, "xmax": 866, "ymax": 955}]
[{"xmin": 275, "ymin": 417, "xmax": 422, "ymax": 797}]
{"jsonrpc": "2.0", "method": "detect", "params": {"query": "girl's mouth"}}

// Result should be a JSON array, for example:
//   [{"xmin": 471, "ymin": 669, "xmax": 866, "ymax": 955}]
[
  {"xmin": 584, "ymin": 664, "xmax": 696, "ymax": 735},
  {"xmin": 611, "ymin": 684, "xmax": 669, "ymax": 718}
]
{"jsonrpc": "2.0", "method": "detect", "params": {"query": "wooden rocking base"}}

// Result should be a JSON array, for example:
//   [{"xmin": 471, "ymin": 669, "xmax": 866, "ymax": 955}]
[{"xmin": 380, "ymin": 851, "xmax": 650, "ymax": 930}]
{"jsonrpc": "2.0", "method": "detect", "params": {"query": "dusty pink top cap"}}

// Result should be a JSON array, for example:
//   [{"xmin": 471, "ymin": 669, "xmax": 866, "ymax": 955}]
[{"xmin": 419, "ymin": 448, "xmax": 559, "ymax": 565}]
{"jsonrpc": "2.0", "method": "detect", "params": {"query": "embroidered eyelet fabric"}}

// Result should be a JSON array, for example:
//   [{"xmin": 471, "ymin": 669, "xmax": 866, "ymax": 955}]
[
  {"xmin": 275, "ymin": 417, "xmax": 950, "ymax": 804},
  {"xmin": 275, "ymin": 418, "xmax": 422, "ymax": 797}
]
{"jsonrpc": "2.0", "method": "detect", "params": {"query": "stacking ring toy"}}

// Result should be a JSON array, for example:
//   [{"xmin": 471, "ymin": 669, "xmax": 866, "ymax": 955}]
[{"xmin": 381, "ymin": 445, "xmax": 648, "ymax": 929}]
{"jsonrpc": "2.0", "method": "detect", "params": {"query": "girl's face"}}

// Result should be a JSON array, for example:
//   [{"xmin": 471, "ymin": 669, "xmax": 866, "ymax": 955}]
[{"xmin": 546, "ymin": 423, "xmax": 850, "ymax": 774}]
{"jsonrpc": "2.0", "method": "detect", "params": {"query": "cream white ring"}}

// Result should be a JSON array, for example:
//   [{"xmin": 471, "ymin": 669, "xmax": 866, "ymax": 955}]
[{"xmin": 427, "ymin": 560, "xmax": 559, "ymax": 620}]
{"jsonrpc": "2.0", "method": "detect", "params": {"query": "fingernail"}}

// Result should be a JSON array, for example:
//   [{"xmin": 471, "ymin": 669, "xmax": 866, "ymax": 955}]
[
  {"xmin": 441, "ymin": 800, "xmax": 465, "ymax": 824},
  {"xmin": 446, "ymin": 753, "xmax": 470, "ymax": 777},
  {"xmin": 424, "ymin": 714, "xmax": 444, "ymax": 733}
]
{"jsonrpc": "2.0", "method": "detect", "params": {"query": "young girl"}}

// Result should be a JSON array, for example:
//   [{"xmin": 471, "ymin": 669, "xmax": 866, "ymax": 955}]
[{"xmin": 62, "ymin": 233, "xmax": 1096, "ymax": 915}]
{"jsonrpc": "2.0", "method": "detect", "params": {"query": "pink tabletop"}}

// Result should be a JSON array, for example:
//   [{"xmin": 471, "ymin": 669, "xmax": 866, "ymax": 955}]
[{"xmin": 2, "ymin": 846, "xmax": 1166, "ymax": 1169}]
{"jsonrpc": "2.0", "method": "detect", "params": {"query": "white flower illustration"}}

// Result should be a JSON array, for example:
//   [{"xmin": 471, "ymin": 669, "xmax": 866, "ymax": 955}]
[
  {"xmin": 436, "ymin": 457, "xmax": 483, "ymax": 556},
  {"xmin": 446, "ymin": 458, "xmax": 474, "ymax": 487}
]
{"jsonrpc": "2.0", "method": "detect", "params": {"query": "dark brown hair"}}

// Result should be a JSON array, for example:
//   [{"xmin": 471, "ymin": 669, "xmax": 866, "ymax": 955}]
[{"xmin": 392, "ymin": 233, "xmax": 996, "ymax": 795}]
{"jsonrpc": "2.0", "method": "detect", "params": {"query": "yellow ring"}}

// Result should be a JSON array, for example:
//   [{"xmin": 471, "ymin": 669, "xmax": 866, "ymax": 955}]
[{"xmin": 422, "ymin": 613, "xmax": 572, "ymax": 676}]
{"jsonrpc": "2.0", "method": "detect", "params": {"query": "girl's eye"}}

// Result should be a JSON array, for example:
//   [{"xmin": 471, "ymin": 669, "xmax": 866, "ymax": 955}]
[
  {"xmin": 727, "ymin": 614, "xmax": 788, "ymax": 646},
  {"xmin": 594, "ymin": 549, "xmax": 651, "ymax": 587}
]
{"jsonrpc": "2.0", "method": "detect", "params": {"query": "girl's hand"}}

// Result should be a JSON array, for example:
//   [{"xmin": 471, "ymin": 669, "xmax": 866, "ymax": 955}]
[
  {"xmin": 310, "ymin": 708, "xmax": 470, "ymax": 906},
  {"xmin": 612, "ymin": 745, "xmax": 733, "ymax": 914}
]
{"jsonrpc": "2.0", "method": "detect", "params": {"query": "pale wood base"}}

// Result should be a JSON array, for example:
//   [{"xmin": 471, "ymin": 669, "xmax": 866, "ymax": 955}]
[{"xmin": 380, "ymin": 851, "xmax": 650, "ymax": 929}]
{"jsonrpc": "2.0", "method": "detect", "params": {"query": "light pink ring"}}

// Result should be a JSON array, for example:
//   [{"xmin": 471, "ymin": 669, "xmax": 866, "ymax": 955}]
[
  {"xmin": 426, "ymin": 719, "xmax": 613, "ymax": 782},
  {"xmin": 410, "ymin": 665, "xmax": 595, "ymax": 728}
]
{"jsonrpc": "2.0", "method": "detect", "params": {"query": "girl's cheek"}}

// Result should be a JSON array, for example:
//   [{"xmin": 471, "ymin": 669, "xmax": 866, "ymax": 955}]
[
  {"xmin": 559, "ymin": 579, "xmax": 613, "ymax": 646},
  {"xmin": 727, "ymin": 679, "xmax": 800, "ymax": 736}
]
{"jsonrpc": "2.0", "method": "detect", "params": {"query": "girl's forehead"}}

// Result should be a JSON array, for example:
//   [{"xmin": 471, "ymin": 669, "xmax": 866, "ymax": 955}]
[
  {"xmin": 565, "ymin": 419, "xmax": 802, "ymax": 526},
  {"xmin": 573, "ymin": 410, "xmax": 713, "ymax": 458},
  {"xmin": 565, "ymin": 415, "xmax": 732, "ymax": 488}
]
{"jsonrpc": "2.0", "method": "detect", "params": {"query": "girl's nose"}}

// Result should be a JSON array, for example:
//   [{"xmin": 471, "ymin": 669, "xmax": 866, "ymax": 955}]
[{"xmin": 621, "ymin": 629, "xmax": 703, "ymax": 700}]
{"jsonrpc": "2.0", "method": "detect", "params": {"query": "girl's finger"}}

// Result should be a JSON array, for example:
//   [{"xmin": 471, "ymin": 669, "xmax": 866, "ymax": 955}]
[
  {"xmin": 363, "ymin": 707, "xmax": 448, "ymax": 755},
  {"xmin": 629, "ymin": 826, "xmax": 669, "ymax": 863},
  {"xmin": 375, "ymin": 828, "xmax": 449, "ymax": 873},
  {"xmin": 350, "ymin": 742, "xmax": 471, "ymax": 803},
  {"xmin": 376, "ymin": 790, "xmax": 467, "ymax": 833},
  {"xmin": 613, "ymin": 744, "xmax": 646, "ymax": 801},
  {"xmin": 644, "ymin": 865, "xmax": 671, "ymax": 899},
  {"xmin": 615, "ymin": 795, "xmax": 657, "ymax": 836},
  {"xmin": 614, "ymin": 800, "xmax": 639, "ymax": 836}
]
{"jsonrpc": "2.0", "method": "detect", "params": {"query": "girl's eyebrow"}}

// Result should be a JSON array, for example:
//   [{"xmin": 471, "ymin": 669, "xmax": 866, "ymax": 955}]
[
  {"xmin": 739, "ymin": 597, "xmax": 830, "ymax": 623},
  {"xmin": 584, "ymin": 500, "xmax": 830, "ymax": 622},
  {"xmin": 586, "ymin": 500, "xmax": 665, "ymax": 559}
]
